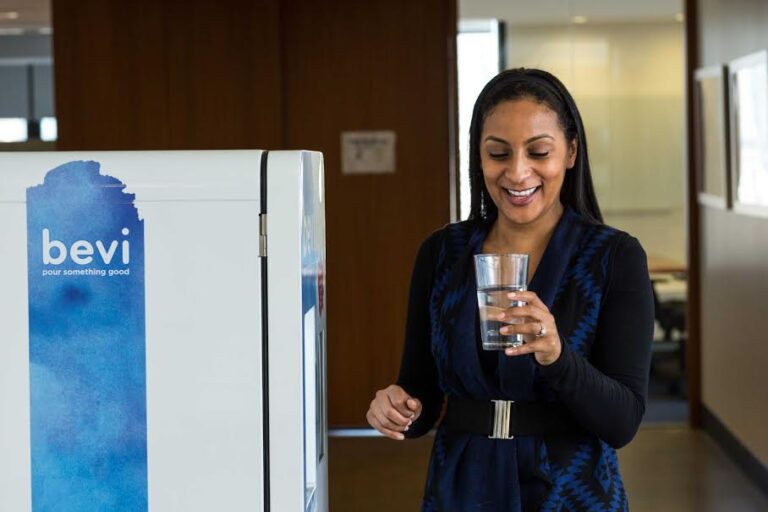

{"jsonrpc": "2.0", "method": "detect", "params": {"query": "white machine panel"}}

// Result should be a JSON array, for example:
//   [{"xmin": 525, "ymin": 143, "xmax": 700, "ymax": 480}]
[
  {"xmin": 267, "ymin": 151, "xmax": 328, "ymax": 512},
  {"xmin": 0, "ymin": 150, "xmax": 327, "ymax": 512}
]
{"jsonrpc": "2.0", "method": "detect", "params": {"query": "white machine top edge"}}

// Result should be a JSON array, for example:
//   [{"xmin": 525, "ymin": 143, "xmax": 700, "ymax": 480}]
[{"xmin": 0, "ymin": 150, "xmax": 320, "ymax": 203}]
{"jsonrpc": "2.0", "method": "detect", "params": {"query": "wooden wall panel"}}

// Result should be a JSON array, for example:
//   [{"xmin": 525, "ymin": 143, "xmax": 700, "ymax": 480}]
[
  {"xmin": 281, "ymin": 0, "xmax": 456, "ymax": 426},
  {"xmin": 684, "ymin": 0, "xmax": 701, "ymax": 428},
  {"xmin": 51, "ymin": 0, "xmax": 457, "ymax": 428},
  {"xmin": 52, "ymin": 0, "xmax": 281, "ymax": 150}
]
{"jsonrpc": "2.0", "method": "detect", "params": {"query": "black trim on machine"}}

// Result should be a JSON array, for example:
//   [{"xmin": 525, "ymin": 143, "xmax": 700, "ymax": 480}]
[{"xmin": 260, "ymin": 150, "xmax": 270, "ymax": 512}]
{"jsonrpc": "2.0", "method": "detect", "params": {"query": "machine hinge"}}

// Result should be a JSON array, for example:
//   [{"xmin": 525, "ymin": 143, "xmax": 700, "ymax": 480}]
[{"xmin": 259, "ymin": 213, "xmax": 267, "ymax": 257}]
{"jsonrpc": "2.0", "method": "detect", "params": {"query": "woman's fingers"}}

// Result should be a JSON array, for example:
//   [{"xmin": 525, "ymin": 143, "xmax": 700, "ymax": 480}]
[
  {"xmin": 370, "ymin": 400, "xmax": 410, "ymax": 429},
  {"xmin": 494, "ymin": 291, "xmax": 562, "ymax": 365},
  {"xmin": 502, "ymin": 328, "xmax": 562, "ymax": 366},
  {"xmin": 370, "ymin": 386, "xmax": 413, "ymax": 428},
  {"xmin": 499, "ymin": 321, "xmax": 544, "ymax": 336},
  {"xmin": 406, "ymin": 397, "xmax": 422, "ymax": 421},
  {"xmin": 384, "ymin": 405, "xmax": 412, "ymax": 427},
  {"xmin": 366, "ymin": 385, "xmax": 420, "ymax": 440},
  {"xmin": 366, "ymin": 410, "xmax": 405, "ymax": 440},
  {"xmin": 507, "ymin": 290, "xmax": 548, "ymax": 311},
  {"xmin": 370, "ymin": 406, "xmax": 403, "ymax": 432},
  {"xmin": 385, "ymin": 386, "xmax": 417, "ymax": 420},
  {"xmin": 497, "ymin": 304, "xmax": 543, "ymax": 323},
  {"xmin": 382, "ymin": 385, "xmax": 417, "ymax": 422},
  {"xmin": 503, "ymin": 340, "xmax": 543, "ymax": 357},
  {"xmin": 479, "ymin": 304, "xmax": 506, "ymax": 322},
  {"xmin": 504, "ymin": 337, "xmax": 558, "ymax": 356}
]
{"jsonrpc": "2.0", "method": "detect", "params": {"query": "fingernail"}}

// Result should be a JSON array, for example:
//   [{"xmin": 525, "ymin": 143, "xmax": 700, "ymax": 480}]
[
  {"xmin": 500, "ymin": 327, "xmax": 508, "ymax": 334},
  {"xmin": 496, "ymin": 313, "xmax": 505, "ymax": 320},
  {"xmin": 508, "ymin": 292, "xmax": 517, "ymax": 298},
  {"xmin": 404, "ymin": 426, "xmax": 409, "ymax": 431}
]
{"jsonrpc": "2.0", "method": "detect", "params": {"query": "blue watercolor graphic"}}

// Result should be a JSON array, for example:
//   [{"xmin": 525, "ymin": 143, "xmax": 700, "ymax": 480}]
[{"xmin": 26, "ymin": 161, "xmax": 147, "ymax": 511}]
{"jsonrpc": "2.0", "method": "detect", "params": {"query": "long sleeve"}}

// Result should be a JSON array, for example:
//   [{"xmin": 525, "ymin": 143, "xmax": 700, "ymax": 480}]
[
  {"xmin": 396, "ymin": 232, "xmax": 445, "ymax": 438},
  {"xmin": 538, "ymin": 234, "xmax": 654, "ymax": 448}
]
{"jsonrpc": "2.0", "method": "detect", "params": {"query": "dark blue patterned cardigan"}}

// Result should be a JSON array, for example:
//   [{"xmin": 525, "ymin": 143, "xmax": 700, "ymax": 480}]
[{"xmin": 398, "ymin": 207, "xmax": 654, "ymax": 511}]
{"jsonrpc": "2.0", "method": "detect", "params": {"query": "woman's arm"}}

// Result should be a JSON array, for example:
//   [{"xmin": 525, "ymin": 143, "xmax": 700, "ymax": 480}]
[
  {"xmin": 537, "ymin": 234, "xmax": 654, "ymax": 448},
  {"xmin": 395, "ymin": 231, "xmax": 446, "ymax": 438}
]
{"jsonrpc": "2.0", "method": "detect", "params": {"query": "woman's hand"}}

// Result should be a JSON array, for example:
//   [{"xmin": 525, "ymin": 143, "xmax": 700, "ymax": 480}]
[
  {"xmin": 497, "ymin": 290, "xmax": 562, "ymax": 366},
  {"xmin": 366, "ymin": 384, "xmax": 422, "ymax": 440}
]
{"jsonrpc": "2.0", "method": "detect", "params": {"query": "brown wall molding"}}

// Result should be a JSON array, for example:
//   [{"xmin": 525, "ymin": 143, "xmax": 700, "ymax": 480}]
[{"xmin": 684, "ymin": 0, "xmax": 702, "ymax": 428}]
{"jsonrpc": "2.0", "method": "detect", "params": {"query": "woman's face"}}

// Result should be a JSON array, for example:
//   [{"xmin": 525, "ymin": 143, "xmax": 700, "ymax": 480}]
[{"xmin": 480, "ymin": 98, "xmax": 576, "ymax": 227}]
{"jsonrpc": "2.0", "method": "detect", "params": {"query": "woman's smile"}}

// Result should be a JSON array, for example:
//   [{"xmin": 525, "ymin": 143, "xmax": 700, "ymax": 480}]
[{"xmin": 502, "ymin": 185, "xmax": 541, "ymax": 206}]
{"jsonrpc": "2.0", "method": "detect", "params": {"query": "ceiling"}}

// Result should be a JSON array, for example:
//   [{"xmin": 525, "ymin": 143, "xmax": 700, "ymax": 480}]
[{"xmin": 459, "ymin": 0, "xmax": 684, "ymax": 25}]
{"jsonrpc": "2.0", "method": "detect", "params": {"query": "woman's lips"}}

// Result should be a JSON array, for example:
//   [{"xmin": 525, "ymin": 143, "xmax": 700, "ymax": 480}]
[{"xmin": 502, "ymin": 186, "xmax": 540, "ymax": 206}]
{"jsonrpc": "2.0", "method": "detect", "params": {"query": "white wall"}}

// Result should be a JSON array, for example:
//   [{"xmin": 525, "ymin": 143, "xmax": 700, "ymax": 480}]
[{"xmin": 697, "ymin": 0, "xmax": 768, "ymax": 469}]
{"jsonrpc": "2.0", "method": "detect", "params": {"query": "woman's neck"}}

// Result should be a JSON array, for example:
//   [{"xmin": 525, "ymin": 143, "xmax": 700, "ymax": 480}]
[{"xmin": 485, "ymin": 202, "xmax": 565, "ymax": 254}]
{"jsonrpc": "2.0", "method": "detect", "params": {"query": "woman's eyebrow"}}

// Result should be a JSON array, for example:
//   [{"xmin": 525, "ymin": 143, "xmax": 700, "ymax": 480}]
[
  {"xmin": 525, "ymin": 134, "xmax": 554, "ymax": 143},
  {"xmin": 483, "ymin": 134, "xmax": 554, "ymax": 144}
]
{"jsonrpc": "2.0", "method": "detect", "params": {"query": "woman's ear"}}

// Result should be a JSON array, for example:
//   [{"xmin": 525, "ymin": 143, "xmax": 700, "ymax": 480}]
[{"xmin": 566, "ymin": 139, "xmax": 578, "ymax": 169}]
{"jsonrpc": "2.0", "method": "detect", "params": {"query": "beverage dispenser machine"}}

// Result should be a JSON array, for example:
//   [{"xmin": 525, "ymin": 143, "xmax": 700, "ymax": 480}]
[{"xmin": 0, "ymin": 150, "xmax": 328, "ymax": 512}]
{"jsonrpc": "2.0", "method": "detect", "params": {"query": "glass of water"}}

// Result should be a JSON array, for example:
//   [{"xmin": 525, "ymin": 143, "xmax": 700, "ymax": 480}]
[{"xmin": 473, "ymin": 253, "xmax": 529, "ymax": 350}]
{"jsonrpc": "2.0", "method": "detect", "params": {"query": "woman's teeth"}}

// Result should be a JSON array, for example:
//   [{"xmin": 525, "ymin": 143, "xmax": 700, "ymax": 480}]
[{"xmin": 504, "ymin": 186, "xmax": 538, "ymax": 197}]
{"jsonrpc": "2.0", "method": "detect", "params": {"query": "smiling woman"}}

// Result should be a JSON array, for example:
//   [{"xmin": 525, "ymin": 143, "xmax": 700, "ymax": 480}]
[
  {"xmin": 367, "ymin": 68, "xmax": 655, "ymax": 511},
  {"xmin": 480, "ymin": 100, "xmax": 574, "ymax": 230},
  {"xmin": 468, "ymin": 69, "xmax": 601, "ymax": 227}
]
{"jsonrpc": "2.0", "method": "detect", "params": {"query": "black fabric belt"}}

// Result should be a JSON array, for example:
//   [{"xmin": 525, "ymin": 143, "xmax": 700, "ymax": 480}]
[{"xmin": 442, "ymin": 398, "xmax": 581, "ymax": 439}]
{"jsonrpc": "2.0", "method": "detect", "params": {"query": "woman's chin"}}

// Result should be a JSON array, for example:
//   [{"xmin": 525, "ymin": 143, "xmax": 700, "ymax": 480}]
[
  {"xmin": 496, "ymin": 195, "xmax": 561, "ymax": 227},
  {"xmin": 498, "ymin": 196, "xmax": 541, "ymax": 225}
]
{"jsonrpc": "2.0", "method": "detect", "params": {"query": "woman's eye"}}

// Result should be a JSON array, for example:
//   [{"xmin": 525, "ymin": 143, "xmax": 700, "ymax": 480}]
[
  {"xmin": 529, "ymin": 151, "xmax": 549, "ymax": 158},
  {"xmin": 489, "ymin": 152, "xmax": 508, "ymax": 159}
]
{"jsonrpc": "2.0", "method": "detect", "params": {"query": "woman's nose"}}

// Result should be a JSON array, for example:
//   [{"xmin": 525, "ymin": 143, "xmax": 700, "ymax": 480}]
[{"xmin": 505, "ymin": 153, "xmax": 531, "ymax": 183}]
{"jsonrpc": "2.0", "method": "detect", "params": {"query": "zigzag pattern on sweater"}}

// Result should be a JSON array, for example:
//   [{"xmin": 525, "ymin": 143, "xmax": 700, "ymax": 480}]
[
  {"xmin": 556, "ymin": 225, "xmax": 617, "ymax": 356},
  {"xmin": 539, "ymin": 441, "xmax": 627, "ymax": 512},
  {"xmin": 538, "ymin": 224, "xmax": 629, "ymax": 512},
  {"xmin": 430, "ymin": 221, "xmax": 484, "ymax": 397}
]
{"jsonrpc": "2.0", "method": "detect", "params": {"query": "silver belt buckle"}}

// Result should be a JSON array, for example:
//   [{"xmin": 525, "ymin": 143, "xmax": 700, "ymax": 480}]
[{"xmin": 489, "ymin": 400, "xmax": 514, "ymax": 440}]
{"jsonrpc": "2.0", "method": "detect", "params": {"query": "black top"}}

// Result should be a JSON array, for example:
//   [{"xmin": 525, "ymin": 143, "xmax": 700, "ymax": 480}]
[{"xmin": 397, "ymin": 222, "xmax": 654, "ymax": 449}]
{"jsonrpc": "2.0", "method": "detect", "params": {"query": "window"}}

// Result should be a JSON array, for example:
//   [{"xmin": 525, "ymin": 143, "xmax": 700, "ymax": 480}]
[
  {"xmin": 0, "ymin": 117, "xmax": 28, "ymax": 142},
  {"xmin": 0, "ymin": 62, "xmax": 56, "ymax": 145},
  {"xmin": 457, "ymin": 20, "xmax": 503, "ymax": 220},
  {"xmin": 40, "ymin": 116, "xmax": 57, "ymax": 142}
]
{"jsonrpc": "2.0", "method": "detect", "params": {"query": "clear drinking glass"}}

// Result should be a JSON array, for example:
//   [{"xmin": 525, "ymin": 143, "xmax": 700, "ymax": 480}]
[{"xmin": 474, "ymin": 253, "xmax": 529, "ymax": 350}]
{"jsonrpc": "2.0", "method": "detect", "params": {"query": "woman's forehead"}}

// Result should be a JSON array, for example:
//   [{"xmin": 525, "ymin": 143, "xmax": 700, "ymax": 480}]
[{"xmin": 482, "ymin": 99, "xmax": 562, "ymax": 138}]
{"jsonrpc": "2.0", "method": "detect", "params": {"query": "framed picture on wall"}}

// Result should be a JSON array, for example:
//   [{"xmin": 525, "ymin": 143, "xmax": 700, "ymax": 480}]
[
  {"xmin": 694, "ymin": 65, "xmax": 730, "ymax": 209},
  {"xmin": 728, "ymin": 50, "xmax": 768, "ymax": 217}
]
